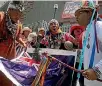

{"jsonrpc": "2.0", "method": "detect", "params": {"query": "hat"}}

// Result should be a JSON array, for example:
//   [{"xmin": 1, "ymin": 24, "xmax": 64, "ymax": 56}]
[
  {"xmin": 28, "ymin": 32, "xmax": 37, "ymax": 42},
  {"xmin": 38, "ymin": 27, "xmax": 45, "ymax": 32},
  {"xmin": 75, "ymin": 0, "xmax": 96, "ymax": 17},
  {"xmin": 22, "ymin": 27, "xmax": 32, "ymax": 33},
  {"xmin": 7, "ymin": 1, "xmax": 24, "ymax": 12},
  {"xmin": 81, "ymin": 0, "xmax": 95, "ymax": 9},
  {"xmin": 48, "ymin": 19, "xmax": 59, "ymax": 26},
  {"xmin": 70, "ymin": 25, "xmax": 85, "ymax": 35}
]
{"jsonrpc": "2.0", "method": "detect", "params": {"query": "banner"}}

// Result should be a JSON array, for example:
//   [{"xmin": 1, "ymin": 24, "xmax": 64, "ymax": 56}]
[{"xmin": 62, "ymin": 1, "xmax": 80, "ymax": 19}]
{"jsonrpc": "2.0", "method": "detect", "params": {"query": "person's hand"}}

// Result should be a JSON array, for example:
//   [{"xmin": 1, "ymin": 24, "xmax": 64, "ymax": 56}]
[
  {"xmin": 22, "ymin": 42, "xmax": 27, "ymax": 48},
  {"xmin": 82, "ymin": 69, "xmax": 97, "ymax": 80},
  {"xmin": 61, "ymin": 37, "xmax": 65, "ymax": 43},
  {"xmin": 69, "ymin": 35, "xmax": 78, "ymax": 45}
]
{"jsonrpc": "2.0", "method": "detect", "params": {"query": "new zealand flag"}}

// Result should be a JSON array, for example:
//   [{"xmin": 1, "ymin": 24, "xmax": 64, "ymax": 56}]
[{"xmin": 0, "ymin": 50, "xmax": 76, "ymax": 86}]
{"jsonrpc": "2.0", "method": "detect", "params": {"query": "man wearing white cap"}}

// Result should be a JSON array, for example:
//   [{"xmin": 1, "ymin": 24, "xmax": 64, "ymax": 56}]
[
  {"xmin": 0, "ymin": 1, "xmax": 25, "ymax": 86},
  {"xmin": 21, "ymin": 27, "xmax": 32, "ymax": 42}
]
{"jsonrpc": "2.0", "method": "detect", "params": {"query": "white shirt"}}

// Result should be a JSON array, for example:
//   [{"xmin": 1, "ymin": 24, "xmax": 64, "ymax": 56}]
[{"xmin": 83, "ymin": 21, "xmax": 102, "ymax": 86}]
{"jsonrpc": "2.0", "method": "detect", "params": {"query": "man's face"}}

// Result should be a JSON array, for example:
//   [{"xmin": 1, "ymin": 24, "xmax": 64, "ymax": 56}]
[
  {"xmin": 76, "ymin": 10, "xmax": 91, "ymax": 26},
  {"xmin": 32, "ymin": 36, "xmax": 37, "ymax": 43},
  {"xmin": 38, "ymin": 30, "xmax": 45, "ymax": 37},
  {"xmin": 23, "ymin": 30, "xmax": 30, "ymax": 38},
  {"xmin": 8, "ymin": 8, "xmax": 22, "ymax": 22},
  {"xmin": 49, "ymin": 22, "xmax": 59, "ymax": 33}
]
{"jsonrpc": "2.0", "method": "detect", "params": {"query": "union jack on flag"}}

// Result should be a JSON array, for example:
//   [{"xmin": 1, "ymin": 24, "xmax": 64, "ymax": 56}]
[
  {"xmin": 0, "ymin": 49, "xmax": 77, "ymax": 86},
  {"xmin": 0, "ymin": 51, "xmax": 40, "ymax": 86}
]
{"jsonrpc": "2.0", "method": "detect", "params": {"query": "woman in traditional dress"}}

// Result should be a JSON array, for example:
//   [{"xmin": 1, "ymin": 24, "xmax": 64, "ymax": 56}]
[
  {"xmin": 0, "ymin": 1, "xmax": 26, "ymax": 86},
  {"xmin": 46, "ymin": 19, "xmax": 62, "ymax": 49}
]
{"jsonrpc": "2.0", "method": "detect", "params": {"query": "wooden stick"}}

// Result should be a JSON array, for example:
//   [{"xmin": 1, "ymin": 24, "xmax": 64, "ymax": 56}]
[{"xmin": 40, "ymin": 57, "xmax": 51, "ymax": 86}]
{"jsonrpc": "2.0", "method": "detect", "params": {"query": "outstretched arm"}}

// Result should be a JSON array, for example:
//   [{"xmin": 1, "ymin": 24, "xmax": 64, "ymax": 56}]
[
  {"xmin": 82, "ymin": 59, "xmax": 102, "ymax": 80},
  {"xmin": 16, "ymin": 23, "xmax": 26, "ymax": 47},
  {"xmin": 16, "ymin": 37, "xmax": 26, "ymax": 47}
]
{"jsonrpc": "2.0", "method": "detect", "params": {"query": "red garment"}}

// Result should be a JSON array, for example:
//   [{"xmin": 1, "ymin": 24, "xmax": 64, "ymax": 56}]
[
  {"xmin": 63, "ymin": 33, "xmax": 75, "ymax": 43},
  {"xmin": 0, "ymin": 12, "xmax": 21, "ymax": 59},
  {"xmin": 0, "ymin": 72, "xmax": 13, "ymax": 86},
  {"xmin": 0, "ymin": 12, "xmax": 22, "ymax": 86}
]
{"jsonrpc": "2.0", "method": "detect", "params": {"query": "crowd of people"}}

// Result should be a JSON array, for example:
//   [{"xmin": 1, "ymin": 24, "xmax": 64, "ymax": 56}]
[{"xmin": 21, "ymin": 20, "xmax": 85, "ymax": 51}]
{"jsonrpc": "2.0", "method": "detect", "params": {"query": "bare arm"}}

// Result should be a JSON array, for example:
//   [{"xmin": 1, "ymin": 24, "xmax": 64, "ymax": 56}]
[{"xmin": 16, "ymin": 23, "xmax": 26, "ymax": 47}]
